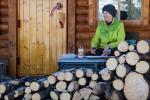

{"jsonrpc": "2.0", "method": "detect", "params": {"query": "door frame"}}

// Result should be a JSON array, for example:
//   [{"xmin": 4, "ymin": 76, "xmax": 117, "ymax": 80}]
[{"xmin": 8, "ymin": 0, "xmax": 17, "ymax": 77}]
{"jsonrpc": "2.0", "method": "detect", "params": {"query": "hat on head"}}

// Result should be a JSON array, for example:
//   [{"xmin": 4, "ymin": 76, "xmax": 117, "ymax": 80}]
[{"xmin": 102, "ymin": 4, "xmax": 117, "ymax": 17}]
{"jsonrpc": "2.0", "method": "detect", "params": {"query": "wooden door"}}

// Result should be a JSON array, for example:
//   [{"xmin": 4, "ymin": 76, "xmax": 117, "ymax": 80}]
[{"xmin": 18, "ymin": 0, "xmax": 67, "ymax": 76}]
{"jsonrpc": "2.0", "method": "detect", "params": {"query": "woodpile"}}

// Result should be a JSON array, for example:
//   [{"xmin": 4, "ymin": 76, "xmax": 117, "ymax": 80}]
[{"xmin": 0, "ymin": 40, "xmax": 149, "ymax": 100}]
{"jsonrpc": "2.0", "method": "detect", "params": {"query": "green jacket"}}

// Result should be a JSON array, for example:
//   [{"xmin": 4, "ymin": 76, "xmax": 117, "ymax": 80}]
[{"xmin": 91, "ymin": 19, "xmax": 125, "ymax": 49}]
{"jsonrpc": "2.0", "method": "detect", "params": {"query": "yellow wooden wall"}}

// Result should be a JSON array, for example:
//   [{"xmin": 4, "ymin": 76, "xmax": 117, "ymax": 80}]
[{"xmin": 18, "ymin": 0, "xmax": 66, "ymax": 76}]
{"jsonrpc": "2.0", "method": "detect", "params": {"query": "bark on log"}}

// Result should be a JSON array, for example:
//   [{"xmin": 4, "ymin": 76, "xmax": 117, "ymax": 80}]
[
  {"xmin": 79, "ymin": 88, "xmax": 92, "ymax": 100},
  {"xmin": 92, "ymin": 82, "xmax": 105, "ymax": 97},
  {"xmin": 14, "ymin": 87, "xmax": 25, "ymax": 98},
  {"xmin": 4, "ymin": 86, "xmax": 25, "ymax": 100},
  {"xmin": 60, "ymin": 92, "xmax": 71, "ymax": 100},
  {"xmin": 32, "ymin": 89, "xmax": 49, "ymax": 100},
  {"xmin": 113, "ymin": 79, "xmax": 124, "ymax": 91},
  {"xmin": 106, "ymin": 58, "xmax": 118, "ymax": 70},
  {"xmin": 117, "ymin": 41, "xmax": 129, "ymax": 52},
  {"xmin": 126, "ymin": 52, "xmax": 140, "ymax": 66},
  {"xmin": 0, "ymin": 78, "xmax": 27, "ymax": 94},
  {"xmin": 135, "ymin": 61, "xmax": 150, "ymax": 74},
  {"xmin": 124, "ymin": 72, "xmax": 149, "ymax": 100},
  {"xmin": 99, "ymin": 68, "xmax": 111, "ymax": 81},
  {"xmin": 56, "ymin": 81, "xmax": 67, "ymax": 92},
  {"xmin": 137, "ymin": 40, "xmax": 150, "ymax": 54}
]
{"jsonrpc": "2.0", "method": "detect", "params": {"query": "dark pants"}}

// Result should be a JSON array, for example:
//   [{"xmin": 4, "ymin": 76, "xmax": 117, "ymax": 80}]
[{"xmin": 85, "ymin": 48, "xmax": 116, "ymax": 56}]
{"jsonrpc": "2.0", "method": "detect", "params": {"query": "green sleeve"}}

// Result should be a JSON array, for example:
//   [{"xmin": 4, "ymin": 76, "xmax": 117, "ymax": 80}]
[
  {"xmin": 109, "ymin": 22, "xmax": 125, "ymax": 48},
  {"xmin": 91, "ymin": 25, "xmax": 101, "ymax": 48}
]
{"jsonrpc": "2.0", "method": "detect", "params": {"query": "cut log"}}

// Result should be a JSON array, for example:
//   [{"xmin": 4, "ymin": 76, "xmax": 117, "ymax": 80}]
[
  {"xmin": 79, "ymin": 88, "xmax": 92, "ymax": 100},
  {"xmin": 88, "ymin": 94, "xmax": 100, "ymax": 100},
  {"xmin": 114, "ymin": 50, "xmax": 120, "ymax": 56},
  {"xmin": 50, "ymin": 90, "xmax": 59, "ymax": 100},
  {"xmin": 0, "ymin": 78, "xmax": 27, "ymax": 94},
  {"xmin": 67, "ymin": 81, "xmax": 79, "ymax": 92},
  {"xmin": 14, "ymin": 87, "xmax": 25, "ymax": 98},
  {"xmin": 124, "ymin": 72, "xmax": 149, "ymax": 100},
  {"xmin": 25, "ymin": 87, "xmax": 32, "ymax": 94},
  {"xmin": 43, "ymin": 80, "xmax": 49, "ymax": 88},
  {"xmin": 56, "ymin": 81, "xmax": 67, "ymax": 92},
  {"xmin": 91, "ymin": 73, "xmax": 98, "ymax": 81},
  {"xmin": 118, "ymin": 54, "xmax": 126, "ymax": 64},
  {"xmin": 135, "ymin": 61, "xmax": 150, "ymax": 74},
  {"xmin": 72, "ymin": 91, "xmax": 82, "ymax": 100},
  {"xmin": 32, "ymin": 89, "xmax": 49, "ymax": 100},
  {"xmin": 4, "ymin": 92, "xmax": 15, "ymax": 100},
  {"xmin": 92, "ymin": 82, "xmax": 105, "ymax": 97},
  {"xmin": 78, "ymin": 78, "xmax": 86, "ymax": 86},
  {"xmin": 25, "ymin": 81, "xmax": 31, "ymax": 87},
  {"xmin": 110, "ymin": 91, "xmax": 125, "ymax": 100},
  {"xmin": 47, "ymin": 75, "xmax": 57, "ymax": 85},
  {"xmin": 89, "ymin": 81, "xmax": 97, "ymax": 89},
  {"xmin": 99, "ymin": 68, "xmax": 111, "ymax": 81},
  {"xmin": 86, "ymin": 69, "xmax": 93, "ymax": 78},
  {"xmin": 57, "ymin": 71, "xmax": 65, "ymax": 81},
  {"xmin": 117, "ymin": 41, "xmax": 129, "ymax": 52},
  {"xmin": 126, "ymin": 52, "xmax": 140, "ymax": 66},
  {"xmin": 76, "ymin": 69, "xmax": 84, "ymax": 78},
  {"xmin": 4, "ymin": 86, "xmax": 25, "ymax": 100},
  {"xmin": 106, "ymin": 58, "xmax": 118, "ymax": 70},
  {"xmin": 24, "ymin": 93, "xmax": 32, "ymax": 100},
  {"xmin": 137, "ymin": 40, "xmax": 150, "ymax": 54},
  {"xmin": 128, "ymin": 45, "xmax": 135, "ymax": 51},
  {"xmin": 116, "ymin": 64, "xmax": 127, "ymax": 78},
  {"xmin": 64, "ymin": 72, "xmax": 74, "ymax": 81},
  {"xmin": 60, "ymin": 92, "xmax": 71, "ymax": 100},
  {"xmin": 30, "ymin": 78, "xmax": 48, "ymax": 92},
  {"xmin": 113, "ymin": 79, "xmax": 124, "ymax": 91}
]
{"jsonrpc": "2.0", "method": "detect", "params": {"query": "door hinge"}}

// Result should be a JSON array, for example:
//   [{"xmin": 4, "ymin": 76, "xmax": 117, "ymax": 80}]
[
  {"xmin": 17, "ymin": 57, "xmax": 20, "ymax": 65},
  {"xmin": 17, "ymin": 20, "xmax": 21, "ymax": 28}
]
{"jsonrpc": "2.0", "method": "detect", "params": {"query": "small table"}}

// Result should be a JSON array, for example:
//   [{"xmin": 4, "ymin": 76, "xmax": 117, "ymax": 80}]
[{"xmin": 58, "ymin": 55, "xmax": 109, "ymax": 70}]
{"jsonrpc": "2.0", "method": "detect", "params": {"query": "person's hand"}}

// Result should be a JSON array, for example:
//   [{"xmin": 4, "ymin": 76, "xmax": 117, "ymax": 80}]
[
  {"xmin": 90, "ymin": 48, "xmax": 96, "ymax": 55},
  {"xmin": 102, "ymin": 46, "xmax": 111, "ymax": 56}
]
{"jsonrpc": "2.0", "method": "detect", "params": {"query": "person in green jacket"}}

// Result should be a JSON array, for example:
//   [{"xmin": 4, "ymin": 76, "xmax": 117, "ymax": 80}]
[{"xmin": 91, "ymin": 4, "xmax": 125, "ymax": 56}]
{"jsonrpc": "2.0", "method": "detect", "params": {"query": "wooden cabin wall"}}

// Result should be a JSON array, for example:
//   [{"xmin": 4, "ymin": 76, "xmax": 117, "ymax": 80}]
[
  {"xmin": 0, "ymin": 0, "xmax": 17, "ymax": 77},
  {"xmin": 0, "ymin": 0, "xmax": 9, "ymax": 56},
  {"xmin": 75, "ymin": 0, "xmax": 150, "ymax": 53},
  {"xmin": 18, "ymin": 0, "xmax": 66, "ymax": 76}
]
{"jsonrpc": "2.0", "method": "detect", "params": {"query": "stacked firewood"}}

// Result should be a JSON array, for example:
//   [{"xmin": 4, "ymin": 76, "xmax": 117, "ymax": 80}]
[
  {"xmin": 104, "ymin": 40, "xmax": 150, "ymax": 100},
  {"xmin": 0, "ymin": 40, "xmax": 149, "ymax": 100}
]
